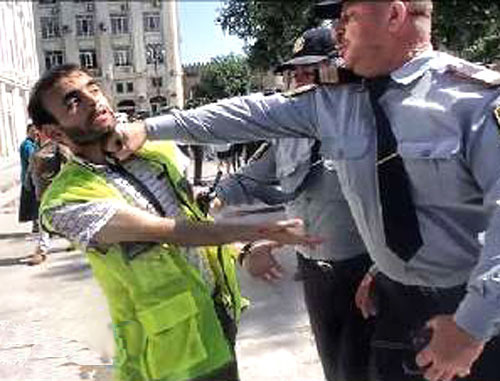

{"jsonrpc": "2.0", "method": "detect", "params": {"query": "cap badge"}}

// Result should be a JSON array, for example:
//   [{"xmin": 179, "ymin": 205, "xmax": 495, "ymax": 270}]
[{"xmin": 293, "ymin": 37, "xmax": 305, "ymax": 55}]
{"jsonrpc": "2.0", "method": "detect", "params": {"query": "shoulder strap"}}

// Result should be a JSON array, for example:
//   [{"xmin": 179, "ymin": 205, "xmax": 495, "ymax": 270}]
[{"xmin": 446, "ymin": 60, "xmax": 500, "ymax": 87}]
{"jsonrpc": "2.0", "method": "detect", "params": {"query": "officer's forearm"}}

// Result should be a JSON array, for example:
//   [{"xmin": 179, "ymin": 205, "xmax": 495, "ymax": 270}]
[
  {"xmin": 454, "ymin": 209, "xmax": 500, "ymax": 341},
  {"xmin": 145, "ymin": 93, "xmax": 314, "ymax": 144}
]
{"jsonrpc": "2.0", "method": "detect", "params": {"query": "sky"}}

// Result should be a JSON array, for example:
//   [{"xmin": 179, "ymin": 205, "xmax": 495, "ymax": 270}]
[{"xmin": 179, "ymin": 1, "xmax": 246, "ymax": 65}]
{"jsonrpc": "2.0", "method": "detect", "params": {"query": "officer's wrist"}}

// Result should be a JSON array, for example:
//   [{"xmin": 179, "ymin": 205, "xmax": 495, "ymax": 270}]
[
  {"xmin": 238, "ymin": 242, "xmax": 254, "ymax": 266},
  {"xmin": 367, "ymin": 264, "xmax": 379, "ymax": 277}
]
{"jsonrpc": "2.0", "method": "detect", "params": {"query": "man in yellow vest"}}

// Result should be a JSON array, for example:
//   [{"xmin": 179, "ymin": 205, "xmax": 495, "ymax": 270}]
[{"xmin": 27, "ymin": 63, "xmax": 320, "ymax": 381}]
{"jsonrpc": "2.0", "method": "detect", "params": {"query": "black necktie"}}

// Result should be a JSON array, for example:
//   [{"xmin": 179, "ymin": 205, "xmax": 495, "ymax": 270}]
[{"xmin": 367, "ymin": 77, "xmax": 423, "ymax": 261}]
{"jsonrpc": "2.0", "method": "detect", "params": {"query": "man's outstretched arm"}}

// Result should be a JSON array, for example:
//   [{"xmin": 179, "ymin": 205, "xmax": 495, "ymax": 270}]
[
  {"xmin": 94, "ymin": 205, "xmax": 320, "ymax": 247},
  {"xmin": 44, "ymin": 201, "xmax": 321, "ymax": 249}
]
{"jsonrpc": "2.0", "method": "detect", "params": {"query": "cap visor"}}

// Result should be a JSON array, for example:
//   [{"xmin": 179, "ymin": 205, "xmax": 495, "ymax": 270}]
[
  {"xmin": 287, "ymin": 55, "xmax": 328, "ymax": 66},
  {"xmin": 275, "ymin": 56, "xmax": 328, "ymax": 73}
]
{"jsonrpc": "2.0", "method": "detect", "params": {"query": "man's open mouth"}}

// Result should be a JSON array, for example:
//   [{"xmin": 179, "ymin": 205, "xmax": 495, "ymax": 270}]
[{"xmin": 91, "ymin": 108, "xmax": 111, "ymax": 124}]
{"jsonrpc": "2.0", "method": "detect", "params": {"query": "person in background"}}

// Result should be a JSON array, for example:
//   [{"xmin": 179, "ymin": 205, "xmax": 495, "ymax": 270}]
[
  {"xmin": 28, "ymin": 63, "xmax": 320, "ymax": 381},
  {"xmin": 213, "ymin": 27, "xmax": 373, "ymax": 381},
  {"xmin": 24, "ymin": 125, "xmax": 72, "ymax": 265},
  {"xmin": 214, "ymin": 143, "xmax": 236, "ymax": 174},
  {"xmin": 18, "ymin": 123, "xmax": 40, "ymax": 232}
]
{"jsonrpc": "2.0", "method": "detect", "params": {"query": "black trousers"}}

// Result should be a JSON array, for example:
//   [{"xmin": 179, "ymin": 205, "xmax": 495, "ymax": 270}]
[
  {"xmin": 372, "ymin": 273, "xmax": 500, "ymax": 381},
  {"xmin": 297, "ymin": 252, "xmax": 374, "ymax": 381}
]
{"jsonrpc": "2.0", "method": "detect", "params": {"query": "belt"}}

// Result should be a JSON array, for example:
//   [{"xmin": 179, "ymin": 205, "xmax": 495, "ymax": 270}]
[{"xmin": 297, "ymin": 251, "xmax": 370, "ymax": 268}]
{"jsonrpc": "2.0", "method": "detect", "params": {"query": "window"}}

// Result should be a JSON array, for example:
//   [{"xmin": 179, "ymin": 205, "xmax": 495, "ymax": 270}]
[
  {"xmin": 146, "ymin": 43, "xmax": 164, "ymax": 64},
  {"xmin": 76, "ymin": 15, "xmax": 94, "ymax": 37},
  {"xmin": 151, "ymin": 77, "xmax": 162, "ymax": 88},
  {"xmin": 45, "ymin": 50, "xmax": 64, "ymax": 70},
  {"xmin": 116, "ymin": 82, "xmax": 133, "ymax": 93},
  {"xmin": 113, "ymin": 47, "xmax": 131, "ymax": 66},
  {"xmin": 79, "ymin": 49, "xmax": 97, "ymax": 69},
  {"xmin": 41, "ymin": 16, "xmax": 60, "ymax": 39},
  {"xmin": 143, "ymin": 12, "xmax": 160, "ymax": 32},
  {"xmin": 39, "ymin": 0, "xmax": 57, "ymax": 4},
  {"xmin": 110, "ymin": 14, "xmax": 129, "ymax": 35}
]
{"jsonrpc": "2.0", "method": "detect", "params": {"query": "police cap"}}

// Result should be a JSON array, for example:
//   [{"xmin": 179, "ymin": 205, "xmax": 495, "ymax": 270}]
[{"xmin": 275, "ymin": 27, "xmax": 336, "ymax": 72}]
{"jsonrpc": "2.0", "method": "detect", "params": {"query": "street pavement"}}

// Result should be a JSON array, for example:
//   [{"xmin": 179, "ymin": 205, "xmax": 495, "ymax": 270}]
[{"xmin": 0, "ymin": 158, "xmax": 325, "ymax": 381}]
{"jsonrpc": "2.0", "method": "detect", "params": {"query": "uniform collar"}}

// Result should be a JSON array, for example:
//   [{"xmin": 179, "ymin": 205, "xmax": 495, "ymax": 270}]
[{"xmin": 390, "ymin": 48, "xmax": 436, "ymax": 86}]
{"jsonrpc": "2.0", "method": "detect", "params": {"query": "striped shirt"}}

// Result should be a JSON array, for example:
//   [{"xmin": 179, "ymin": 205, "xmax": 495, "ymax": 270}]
[{"xmin": 46, "ymin": 154, "xmax": 215, "ymax": 288}]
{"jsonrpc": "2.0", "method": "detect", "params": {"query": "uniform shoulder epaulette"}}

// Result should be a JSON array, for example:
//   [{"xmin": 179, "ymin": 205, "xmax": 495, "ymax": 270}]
[
  {"xmin": 446, "ymin": 60, "xmax": 500, "ymax": 88},
  {"xmin": 283, "ymin": 84, "xmax": 318, "ymax": 98},
  {"xmin": 494, "ymin": 105, "xmax": 500, "ymax": 127}
]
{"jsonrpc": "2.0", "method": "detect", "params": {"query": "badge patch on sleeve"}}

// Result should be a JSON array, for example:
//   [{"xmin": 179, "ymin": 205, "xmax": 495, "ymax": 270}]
[{"xmin": 495, "ymin": 105, "xmax": 500, "ymax": 128}]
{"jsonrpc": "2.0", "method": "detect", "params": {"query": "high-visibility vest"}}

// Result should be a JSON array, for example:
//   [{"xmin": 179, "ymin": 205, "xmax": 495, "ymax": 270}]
[{"xmin": 41, "ymin": 141, "xmax": 242, "ymax": 381}]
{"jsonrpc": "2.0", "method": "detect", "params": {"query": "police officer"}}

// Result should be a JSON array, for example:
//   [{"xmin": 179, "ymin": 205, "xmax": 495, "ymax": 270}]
[
  {"xmin": 110, "ymin": 1, "xmax": 500, "ymax": 380},
  {"xmin": 214, "ymin": 27, "xmax": 373, "ymax": 381}
]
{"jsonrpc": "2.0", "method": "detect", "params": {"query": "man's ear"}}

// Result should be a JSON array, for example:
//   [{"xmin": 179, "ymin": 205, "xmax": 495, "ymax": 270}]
[
  {"xmin": 43, "ymin": 124, "xmax": 65, "ymax": 143},
  {"xmin": 387, "ymin": 1, "xmax": 407, "ymax": 33}
]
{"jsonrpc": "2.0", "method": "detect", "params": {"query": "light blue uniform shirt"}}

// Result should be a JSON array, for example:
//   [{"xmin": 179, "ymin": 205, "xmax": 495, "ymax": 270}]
[
  {"xmin": 216, "ymin": 138, "xmax": 367, "ymax": 261},
  {"xmin": 146, "ymin": 50, "xmax": 500, "ymax": 340}
]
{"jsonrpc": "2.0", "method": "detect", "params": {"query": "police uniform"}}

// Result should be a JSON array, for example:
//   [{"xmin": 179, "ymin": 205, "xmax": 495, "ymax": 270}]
[
  {"xmin": 146, "ymin": 50, "xmax": 500, "ymax": 380},
  {"xmin": 216, "ymin": 137, "xmax": 372, "ymax": 381}
]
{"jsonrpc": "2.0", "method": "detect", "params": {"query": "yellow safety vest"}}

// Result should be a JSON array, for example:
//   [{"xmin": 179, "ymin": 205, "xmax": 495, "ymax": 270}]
[{"xmin": 40, "ymin": 141, "xmax": 242, "ymax": 381}]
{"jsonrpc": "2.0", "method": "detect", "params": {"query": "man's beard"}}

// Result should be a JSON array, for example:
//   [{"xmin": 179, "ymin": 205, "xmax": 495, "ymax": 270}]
[{"xmin": 64, "ymin": 124, "xmax": 113, "ymax": 146}]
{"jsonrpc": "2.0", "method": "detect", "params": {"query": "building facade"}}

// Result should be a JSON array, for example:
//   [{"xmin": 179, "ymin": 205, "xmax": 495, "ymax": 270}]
[
  {"xmin": 0, "ymin": 1, "xmax": 39, "ymax": 158},
  {"xmin": 34, "ymin": 0, "xmax": 183, "ymax": 117},
  {"xmin": 182, "ymin": 62, "xmax": 207, "ymax": 104}
]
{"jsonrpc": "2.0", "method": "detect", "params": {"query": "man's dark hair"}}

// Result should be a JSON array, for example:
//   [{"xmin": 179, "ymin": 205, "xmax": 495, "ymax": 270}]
[{"xmin": 28, "ymin": 63, "xmax": 88, "ymax": 126}]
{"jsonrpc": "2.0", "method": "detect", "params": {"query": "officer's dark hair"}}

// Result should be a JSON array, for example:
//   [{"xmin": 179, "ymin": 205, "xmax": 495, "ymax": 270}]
[{"xmin": 28, "ymin": 63, "xmax": 89, "ymax": 126}]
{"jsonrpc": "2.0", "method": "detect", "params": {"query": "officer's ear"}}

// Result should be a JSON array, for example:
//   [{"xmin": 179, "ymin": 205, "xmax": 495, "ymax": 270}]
[{"xmin": 386, "ymin": 1, "xmax": 407, "ymax": 33}]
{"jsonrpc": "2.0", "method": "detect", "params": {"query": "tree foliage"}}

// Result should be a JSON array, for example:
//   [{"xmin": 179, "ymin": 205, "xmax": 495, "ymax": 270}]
[
  {"xmin": 217, "ymin": 1, "xmax": 500, "ymax": 70},
  {"xmin": 217, "ymin": 0, "xmax": 321, "ymax": 70},
  {"xmin": 185, "ymin": 54, "xmax": 253, "ymax": 109},
  {"xmin": 432, "ymin": 1, "xmax": 500, "ymax": 63}
]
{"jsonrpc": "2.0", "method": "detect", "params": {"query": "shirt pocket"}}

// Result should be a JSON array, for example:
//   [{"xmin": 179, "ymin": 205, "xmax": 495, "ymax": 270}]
[
  {"xmin": 398, "ymin": 138, "xmax": 463, "ymax": 202},
  {"xmin": 319, "ymin": 135, "xmax": 370, "ymax": 161},
  {"xmin": 138, "ymin": 291, "xmax": 207, "ymax": 380},
  {"xmin": 275, "ymin": 139, "xmax": 314, "ymax": 178},
  {"xmin": 129, "ymin": 245, "xmax": 186, "ymax": 294}
]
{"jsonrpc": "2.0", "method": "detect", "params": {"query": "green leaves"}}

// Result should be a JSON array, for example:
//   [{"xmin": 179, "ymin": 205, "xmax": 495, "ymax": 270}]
[
  {"xmin": 217, "ymin": 0, "xmax": 320, "ymax": 70},
  {"xmin": 433, "ymin": 1, "xmax": 500, "ymax": 63},
  {"xmin": 187, "ymin": 54, "xmax": 253, "ymax": 108},
  {"xmin": 217, "ymin": 1, "xmax": 500, "ymax": 69}
]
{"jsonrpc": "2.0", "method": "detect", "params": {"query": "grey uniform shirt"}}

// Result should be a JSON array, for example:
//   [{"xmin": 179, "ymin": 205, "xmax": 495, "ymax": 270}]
[
  {"xmin": 216, "ymin": 138, "xmax": 367, "ymax": 261},
  {"xmin": 146, "ymin": 50, "xmax": 500, "ymax": 340}
]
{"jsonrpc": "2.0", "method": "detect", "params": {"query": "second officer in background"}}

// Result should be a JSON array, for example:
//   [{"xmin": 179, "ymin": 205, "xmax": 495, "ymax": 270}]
[{"xmin": 214, "ymin": 27, "xmax": 373, "ymax": 381}]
